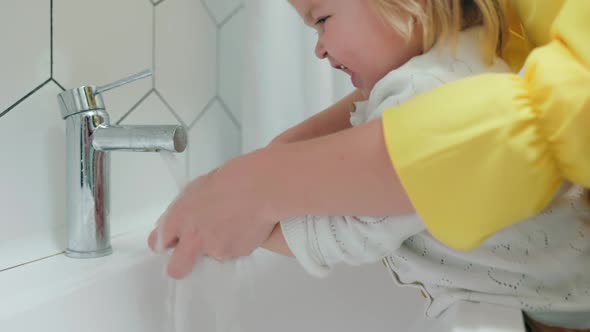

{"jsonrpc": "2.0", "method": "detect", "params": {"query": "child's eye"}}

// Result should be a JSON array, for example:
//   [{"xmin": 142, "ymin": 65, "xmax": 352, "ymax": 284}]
[{"xmin": 315, "ymin": 16, "xmax": 330, "ymax": 25}]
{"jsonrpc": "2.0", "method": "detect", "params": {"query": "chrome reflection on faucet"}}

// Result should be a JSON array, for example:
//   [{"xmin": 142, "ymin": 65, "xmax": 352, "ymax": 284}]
[{"xmin": 57, "ymin": 70, "xmax": 187, "ymax": 258}]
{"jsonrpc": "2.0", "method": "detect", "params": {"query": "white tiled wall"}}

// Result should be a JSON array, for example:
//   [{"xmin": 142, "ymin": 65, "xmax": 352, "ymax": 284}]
[
  {"xmin": 54, "ymin": 0, "xmax": 153, "ymax": 122},
  {"xmin": 0, "ymin": 0, "xmax": 244, "ymax": 271},
  {"xmin": 0, "ymin": 0, "xmax": 50, "ymax": 114},
  {"xmin": 155, "ymin": 0, "xmax": 218, "ymax": 125}
]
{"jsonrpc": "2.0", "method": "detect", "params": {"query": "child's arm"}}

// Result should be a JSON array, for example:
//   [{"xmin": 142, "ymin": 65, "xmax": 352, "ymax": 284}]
[
  {"xmin": 270, "ymin": 89, "xmax": 364, "ymax": 144},
  {"xmin": 263, "ymin": 214, "xmax": 424, "ymax": 277},
  {"xmin": 260, "ymin": 89, "xmax": 365, "ymax": 257}
]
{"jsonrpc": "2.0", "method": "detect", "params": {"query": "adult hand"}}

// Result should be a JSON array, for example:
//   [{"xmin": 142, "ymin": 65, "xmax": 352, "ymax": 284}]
[{"xmin": 147, "ymin": 149, "xmax": 280, "ymax": 279}]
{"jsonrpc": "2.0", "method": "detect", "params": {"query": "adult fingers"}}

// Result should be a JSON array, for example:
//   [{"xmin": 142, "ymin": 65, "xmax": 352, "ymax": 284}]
[
  {"xmin": 147, "ymin": 226, "xmax": 179, "ymax": 254},
  {"xmin": 167, "ymin": 230, "xmax": 203, "ymax": 279},
  {"xmin": 147, "ymin": 199, "xmax": 186, "ymax": 253}
]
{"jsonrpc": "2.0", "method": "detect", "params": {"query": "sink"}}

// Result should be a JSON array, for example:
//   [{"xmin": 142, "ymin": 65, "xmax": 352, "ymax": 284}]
[{"xmin": 0, "ymin": 227, "xmax": 525, "ymax": 332}]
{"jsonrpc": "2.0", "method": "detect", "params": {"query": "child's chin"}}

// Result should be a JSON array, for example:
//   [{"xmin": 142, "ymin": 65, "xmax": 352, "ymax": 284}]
[
  {"xmin": 354, "ymin": 80, "xmax": 372, "ymax": 98},
  {"xmin": 359, "ymin": 87, "xmax": 371, "ymax": 99}
]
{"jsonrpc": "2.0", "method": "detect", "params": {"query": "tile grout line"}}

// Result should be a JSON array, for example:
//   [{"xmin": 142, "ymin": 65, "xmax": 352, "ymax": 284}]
[
  {"xmin": 188, "ymin": 96, "xmax": 216, "ymax": 129},
  {"xmin": 200, "ymin": 0, "xmax": 219, "ymax": 26},
  {"xmin": 154, "ymin": 89, "xmax": 187, "ymax": 128},
  {"xmin": 153, "ymin": 5, "xmax": 157, "ymax": 88},
  {"xmin": 0, "ymin": 78, "xmax": 52, "ymax": 119},
  {"xmin": 51, "ymin": 78, "xmax": 66, "ymax": 91},
  {"xmin": 0, "ymin": 0, "xmax": 56, "ymax": 119},
  {"xmin": 117, "ymin": 0, "xmax": 158, "ymax": 125},
  {"xmin": 116, "ymin": 89, "xmax": 154, "ymax": 125},
  {"xmin": 50, "ymin": 0, "xmax": 54, "ymax": 78},
  {"xmin": 217, "ymin": 96, "xmax": 241, "ymax": 130},
  {"xmin": 218, "ymin": 4, "xmax": 244, "ymax": 28},
  {"xmin": 0, "ymin": 252, "xmax": 65, "ymax": 273},
  {"xmin": 215, "ymin": 25, "xmax": 221, "ymax": 96}
]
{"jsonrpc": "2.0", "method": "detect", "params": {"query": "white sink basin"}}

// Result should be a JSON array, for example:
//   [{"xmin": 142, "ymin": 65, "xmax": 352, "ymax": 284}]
[{"xmin": 0, "ymin": 227, "xmax": 525, "ymax": 332}]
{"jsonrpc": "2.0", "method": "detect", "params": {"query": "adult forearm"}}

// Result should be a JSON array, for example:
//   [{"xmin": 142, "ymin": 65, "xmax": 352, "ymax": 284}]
[
  {"xmin": 271, "ymin": 89, "xmax": 364, "ymax": 144},
  {"xmin": 258, "ymin": 118, "xmax": 414, "ymax": 219}
]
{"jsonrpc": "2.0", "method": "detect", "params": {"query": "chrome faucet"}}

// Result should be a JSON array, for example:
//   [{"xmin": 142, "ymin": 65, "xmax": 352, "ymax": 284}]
[{"xmin": 57, "ymin": 70, "xmax": 187, "ymax": 258}]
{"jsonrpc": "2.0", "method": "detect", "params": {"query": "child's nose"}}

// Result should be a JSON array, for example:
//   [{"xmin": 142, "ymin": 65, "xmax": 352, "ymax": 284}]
[{"xmin": 315, "ymin": 40, "xmax": 327, "ymax": 59}]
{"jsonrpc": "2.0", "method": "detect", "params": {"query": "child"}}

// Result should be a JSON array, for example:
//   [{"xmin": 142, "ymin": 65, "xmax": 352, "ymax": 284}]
[{"xmin": 262, "ymin": 0, "xmax": 590, "ymax": 330}]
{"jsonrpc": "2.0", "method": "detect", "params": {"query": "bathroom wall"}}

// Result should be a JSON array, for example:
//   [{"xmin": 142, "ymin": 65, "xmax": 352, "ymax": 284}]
[{"xmin": 0, "ymin": 0, "xmax": 245, "ymax": 270}]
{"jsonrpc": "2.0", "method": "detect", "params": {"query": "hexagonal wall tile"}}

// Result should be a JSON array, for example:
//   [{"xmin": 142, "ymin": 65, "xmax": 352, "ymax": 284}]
[
  {"xmin": 189, "ymin": 99, "xmax": 240, "ymax": 178},
  {"xmin": 0, "ymin": 0, "xmax": 49, "ymax": 113},
  {"xmin": 155, "ymin": 0, "xmax": 217, "ymax": 125},
  {"xmin": 203, "ymin": 0, "xmax": 243, "ymax": 25},
  {"xmin": 53, "ymin": 0, "xmax": 152, "ymax": 122},
  {"xmin": 219, "ymin": 5, "xmax": 245, "ymax": 124},
  {"xmin": 0, "ymin": 83, "xmax": 65, "ymax": 243},
  {"xmin": 110, "ymin": 92, "xmax": 188, "ymax": 231}
]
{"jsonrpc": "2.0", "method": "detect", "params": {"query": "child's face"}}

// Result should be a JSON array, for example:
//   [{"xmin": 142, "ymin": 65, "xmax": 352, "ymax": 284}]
[{"xmin": 291, "ymin": 0, "xmax": 423, "ymax": 98}]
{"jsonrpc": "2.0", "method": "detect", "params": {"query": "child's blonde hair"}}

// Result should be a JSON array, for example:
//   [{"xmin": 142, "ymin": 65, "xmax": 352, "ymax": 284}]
[{"xmin": 372, "ymin": 0, "xmax": 508, "ymax": 64}]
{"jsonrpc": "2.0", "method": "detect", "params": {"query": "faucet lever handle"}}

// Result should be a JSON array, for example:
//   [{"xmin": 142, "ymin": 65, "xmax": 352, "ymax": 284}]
[{"xmin": 94, "ymin": 69, "xmax": 152, "ymax": 95}]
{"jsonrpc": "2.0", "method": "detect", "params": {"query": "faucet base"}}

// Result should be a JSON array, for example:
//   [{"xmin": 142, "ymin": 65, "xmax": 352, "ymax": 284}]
[{"xmin": 65, "ymin": 246, "xmax": 113, "ymax": 259}]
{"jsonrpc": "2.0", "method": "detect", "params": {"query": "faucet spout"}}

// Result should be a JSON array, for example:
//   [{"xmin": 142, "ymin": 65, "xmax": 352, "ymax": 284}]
[{"xmin": 93, "ymin": 125, "xmax": 187, "ymax": 152}]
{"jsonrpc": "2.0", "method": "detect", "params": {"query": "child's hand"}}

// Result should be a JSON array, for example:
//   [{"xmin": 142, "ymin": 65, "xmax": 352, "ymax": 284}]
[{"xmin": 147, "ymin": 149, "xmax": 280, "ymax": 279}]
